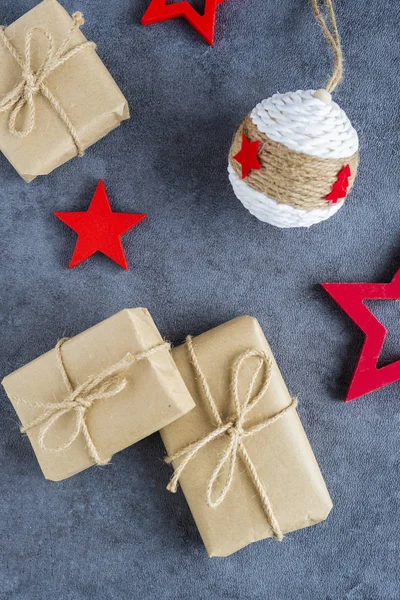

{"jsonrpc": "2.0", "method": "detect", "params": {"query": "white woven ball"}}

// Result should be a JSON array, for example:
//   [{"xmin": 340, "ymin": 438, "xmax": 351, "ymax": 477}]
[{"xmin": 228, "ymin": 89, "xmax": 359, "ymax": 228}]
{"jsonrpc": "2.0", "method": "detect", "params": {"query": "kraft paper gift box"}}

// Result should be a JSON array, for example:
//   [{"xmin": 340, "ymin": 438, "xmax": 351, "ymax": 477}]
[
  {"xmin": 0, "ymin": 0, "xmax": 129, "ymax": 182},
  {"xmin": 2, "ymin": 308, "xmax": 195, "ymax": 481},
  {"xmin": 161, "ymin": 316, "xmax": 333, "ymax": 557}
]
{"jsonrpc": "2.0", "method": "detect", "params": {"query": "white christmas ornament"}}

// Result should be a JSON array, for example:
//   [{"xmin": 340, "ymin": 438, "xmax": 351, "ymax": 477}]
[{"xmin": 228, "ymin": 0, "xmax": 359, "ymax": 228}]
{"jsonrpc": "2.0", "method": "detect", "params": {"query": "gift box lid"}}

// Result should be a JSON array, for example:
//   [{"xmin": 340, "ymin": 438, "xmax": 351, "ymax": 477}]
[
  {"xmin": 0, "ymin": 0, "xmax": 129, "ymax": 181},
  {"xmin": 161, "ymin": 316, "xmax": 333, "ymax": 556},
  {"xmin": 2, "ymin": 308, "xmax": 195, "ymax": 481}
]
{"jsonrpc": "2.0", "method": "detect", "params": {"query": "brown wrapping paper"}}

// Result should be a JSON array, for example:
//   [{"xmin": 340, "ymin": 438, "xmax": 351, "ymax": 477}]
[
  {"xmin": 0, "ymin": 0, "xmax": 129, "ymax": 182},
  {"xmin": 161, "ymin": 316, "xmax": 333, "ymax": 557},
  {"xmin": 2, "ymin": 308, "xmax": 195, "ymax": 481}
]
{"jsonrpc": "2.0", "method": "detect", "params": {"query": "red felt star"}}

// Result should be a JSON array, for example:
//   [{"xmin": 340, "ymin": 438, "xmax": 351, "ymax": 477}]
[
  {"xmin": 325, "ymin": 164, "xmax": 351, "ymax": 204},
  {"xmin": 233, "ymin": 135, "xmax": 261, "ymax": 179},
  {"xmin": 141, "ymin": 0, "xmax": 226, "ymax": 46},
  {"xmin": 322, "ymin": 269, "xmax": 400, "ymax": 401},
  {"xmin": 54, "ymin": 180, "xmax": 146, "ymax": 270}
]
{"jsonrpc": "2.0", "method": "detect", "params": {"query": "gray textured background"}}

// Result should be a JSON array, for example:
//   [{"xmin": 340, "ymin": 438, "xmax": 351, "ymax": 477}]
[{"xmin": 1, "ymin": 1, "xmax": 400, "ymax": 598}]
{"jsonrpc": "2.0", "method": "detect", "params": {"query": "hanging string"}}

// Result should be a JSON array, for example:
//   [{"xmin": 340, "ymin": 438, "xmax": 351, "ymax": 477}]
[{"xmin": 311, "ymin": 0, "xmax": 343, "ymax": 93}]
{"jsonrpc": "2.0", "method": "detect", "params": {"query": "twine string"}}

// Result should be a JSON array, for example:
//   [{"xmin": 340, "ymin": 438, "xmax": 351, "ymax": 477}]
[
  {"xmin": 311, "ymin": 0, "xmax": 343, "ymax": 93},
  {"xmin": 165, "ymin": 335, "xmax": 298, "ymax": 541},
  {"xmin": 0, "ymin": 12, "xmax": 96, "ymax": 155},
  {"xmin": 12, "ymin": 338, "xmax": 171, "ymax": 466}
]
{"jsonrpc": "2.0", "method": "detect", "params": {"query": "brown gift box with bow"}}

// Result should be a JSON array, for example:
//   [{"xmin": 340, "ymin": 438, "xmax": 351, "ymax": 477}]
[
  {"xmin": 0, "ymin": 0, "xmax": 129, "ymax": 182},
  {"xmin": 161, "ymin": 316, "xmax": 333, "ymax": 557},
  {"xmin": 1, "ymin": 308, "xmax": 195, "ymax": 481}
]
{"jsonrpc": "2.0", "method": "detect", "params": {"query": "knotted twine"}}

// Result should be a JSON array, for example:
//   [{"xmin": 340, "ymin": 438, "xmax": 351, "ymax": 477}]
[
  {"xmin": 166, "ymin": 336, "xmax": 298, "ymax": 541},
  {"xmin": 0, "ymin": 12, "xmax": 95, "ymax": 156},
  {"xmin": 12, "ymin": 338, "xmax": 171, "ymax": 466},
  {"xmin": 311, "ymin": 0, "xmax": 343, "ymax": 94}
]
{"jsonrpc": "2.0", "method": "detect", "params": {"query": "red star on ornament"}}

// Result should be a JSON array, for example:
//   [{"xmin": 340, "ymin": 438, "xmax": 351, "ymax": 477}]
[
  {"xmin": 233, "ymin": 134, "xmax": 261, "ymax": 179},
  {"xmin": 325, "ymin": 164, "xmax": 351, "ymax": 204},
  {"xmin": 54, "ymin": 180, "xmax": 146, "ymax": 270},
  {"xmin": 322, "ymin": 269, "xmax": 400, "ymax": 401},
  {"xmin": 141, "ymin": 0, "xmax": 226, "ymax": 46}
]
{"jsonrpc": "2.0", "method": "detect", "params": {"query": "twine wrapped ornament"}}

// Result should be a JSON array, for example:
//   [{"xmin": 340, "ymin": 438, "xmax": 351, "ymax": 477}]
[{"xmin": 228, "ymin": 0, "xmax": 359, "ymax": 228}]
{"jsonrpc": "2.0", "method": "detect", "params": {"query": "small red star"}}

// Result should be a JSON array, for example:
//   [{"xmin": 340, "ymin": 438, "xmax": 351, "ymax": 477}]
[
  {"xmin": 141, "ymin": 0, "xmax": 226, "ymax": 46},
  {"xmin": 233, "ymin": 134, "xmax": 261, "ymax": 179},
  {"xmin": 322, "ymin": 269, "xmax": 400, "ymax": 401},
  {"xmin": 54, "ymin": 180, "xmax": 146, "ymax": 270},
  {"xmin": 325, "ymin": 164, "xmax": 351, "ymax": 204}
]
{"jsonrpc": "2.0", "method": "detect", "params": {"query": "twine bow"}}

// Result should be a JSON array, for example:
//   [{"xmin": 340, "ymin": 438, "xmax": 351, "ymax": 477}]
[
  {"xmin": 0, "ymin": 12, "xmax": 95, "ymax": 155},
  {"xmin": 13, "ymin": 338, "xmax": 171, "ymax": 466},
  {"xmin": 166, "ymin": 336, "xmax": 298, "ymax": 541}
]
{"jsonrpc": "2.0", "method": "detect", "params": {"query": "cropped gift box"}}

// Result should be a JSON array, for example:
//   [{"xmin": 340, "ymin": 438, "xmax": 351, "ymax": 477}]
[
  {"xmin": 161, "ymin": 316, "xmax": 333, "ymax": 557},
  {"xmin": 0, "ymin": 0, "xmax": 129, "ymax": 182},
  {"xmin": 2, "ymin": 308, "xmax": 195, "ymax": 481}
]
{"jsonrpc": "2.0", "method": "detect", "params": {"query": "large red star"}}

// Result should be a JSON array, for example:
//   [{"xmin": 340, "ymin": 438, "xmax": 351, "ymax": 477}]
[
  {"xmin": 233, "ymin": 134, "xmax": 261, "ymax": 179},
  {"xmin": 141, "ymin": 0, "xmax": 226, "ymax": 46},
  {"xmin": 322, "ymin": 269, "xmax": 400, "ymax": 401},
  {"xmin": 54, "ymin": 180, "xmax": 146, "ymax": 270}
]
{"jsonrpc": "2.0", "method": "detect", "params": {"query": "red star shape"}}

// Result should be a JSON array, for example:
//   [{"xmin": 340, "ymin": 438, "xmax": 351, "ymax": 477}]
[
  {"xmin": 233, "ymin": 134, "xmax": 261, "ymax": 179},
  {"xmin": 325, "ymin": 164, "xmax": 351, "ymax": 204},
  {"xmin": 141, "ymin": 0, "xmax": 226, "ymax": 46},
  {"xmin": 54, "ymin": 180, "xmax": 146, "ymax": 270},
  {"xmin": 322, "ymin": 269, "xmax": 400, "ymax": 401}
]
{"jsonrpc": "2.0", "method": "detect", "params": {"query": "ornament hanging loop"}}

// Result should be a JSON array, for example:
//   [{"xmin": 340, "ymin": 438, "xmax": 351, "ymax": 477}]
[{"xmin": 311, "ymin": 0, "xmax": 343, "ymax": 96}]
